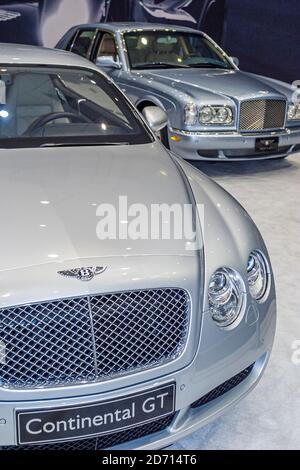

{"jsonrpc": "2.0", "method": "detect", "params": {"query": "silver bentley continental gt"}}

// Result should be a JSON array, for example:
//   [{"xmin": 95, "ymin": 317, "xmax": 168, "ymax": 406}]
[
  {"xmin": 57, "ymin": 23, "xmax": 300, "ymax": 162},
  {"xmin": 0, "ymin": 44, "xmax": 275, "ymax": 450}
]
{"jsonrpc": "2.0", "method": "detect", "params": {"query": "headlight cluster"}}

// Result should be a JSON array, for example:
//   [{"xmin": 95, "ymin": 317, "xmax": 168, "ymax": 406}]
[
  {"xmin": 184, "ymin": 103, "xmax": 234, "ymax": 126},
  {"xmin": 288, "ymin": 102, "xmax": 300, "ymax": 120},
  {"xmin": 208, "ymin": 268, "xmax": 245, "ymax": 327},
  {"xmin": 208, "ymin": 251, "xmax": 270, "ymax": 328},
  {"xmin": 200, "ymin": 105, "xmax": 233, "ymax": 125},
  {"xmin": 247, "ymin": 251, "xmax": 269, "ymax": 301}
]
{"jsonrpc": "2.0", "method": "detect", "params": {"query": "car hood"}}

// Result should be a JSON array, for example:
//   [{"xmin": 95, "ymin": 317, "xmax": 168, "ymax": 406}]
[
  {"xmin": 137, "ymin": 68, "xmax": 287, "ymax": 101},
  {"xmin": 0, "ymin": 142, "xmax": 205, "ymax": 307},
  {"xmin": 0, "ymin": 142, "xmax": 196, "ymax": 273}
]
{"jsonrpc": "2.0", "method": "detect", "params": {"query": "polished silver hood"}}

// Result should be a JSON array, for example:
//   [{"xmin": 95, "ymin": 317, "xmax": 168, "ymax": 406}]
[
  {"xmin": 0, "ymin": 142, "xmax": 194, "ymax": 271},
  {"xmin": 0, "ymin": 142, "xmax": 202, "ymax": 307},
  {"xmin": 132, "ymin": 69, "xmax": 288, "ymax": 102}
]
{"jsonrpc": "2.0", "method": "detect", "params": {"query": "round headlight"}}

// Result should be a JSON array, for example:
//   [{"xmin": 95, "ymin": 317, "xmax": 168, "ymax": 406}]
[
  {"xmin": 288, "ymin": 103, "xmax": 300, "ymax": 120},
  {"xmin": 208, "ymin": 268, "xmax": 245, "ymax": 327},
  {"xmin": 288, "ymin": 103, "xmax": 296, "ymax": 120},
  {"xmin": 217, "ymin": 106, "xmax": 233, "ymax": 123},
  {"xmin": 200, "ymin": 105, "xmax": 215, "ymax": 123},
  {"xmin": 247, "ymin": 251, "xmax": 269, "ymax": 301}
]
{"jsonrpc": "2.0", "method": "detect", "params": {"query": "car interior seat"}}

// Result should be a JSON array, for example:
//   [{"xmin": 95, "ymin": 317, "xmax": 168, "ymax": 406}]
[
  {"xmin": 97, "ymin": 34, "xmax": 117, "ymax": 61},
  {"xmin": 146, "ymin": 38, "xmax": 179, "ymax": 63},
  {"xmin": 2, "ymin": 73, "xmax": 65, "ymax": 137},
  {"xmin": 126, "ymin": 35, "xmax": 151, "ymax": 66},
  {"xmin": 72, "ymin": 36, "xmax": 91, "ymax": 57}
]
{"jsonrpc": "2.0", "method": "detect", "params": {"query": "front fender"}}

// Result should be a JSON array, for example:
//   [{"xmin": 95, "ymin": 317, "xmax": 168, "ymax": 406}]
[
  {"xmin": 118, "ymin": 75, "xmax": 185, "ymax": 127},
  {"xmin": 135, "ymin": 94, "xmax": 170, "ymax": 113},
  {"xmin": 173, "ymin": 155, "xmax": 275, "ymax": 313},
  {"xmin": 247, "ymin": 72, "xmax": 295, "ymax": 100}
]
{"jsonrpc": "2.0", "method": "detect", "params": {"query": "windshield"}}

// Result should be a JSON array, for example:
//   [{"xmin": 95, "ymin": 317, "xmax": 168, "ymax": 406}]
[
  {"xmin": 0, "ymin": 66, "xmax": 152, "ymax": 148},
  {"xmin": 124, "ymin": 31, "xmax": 233, "ymax": 70}
]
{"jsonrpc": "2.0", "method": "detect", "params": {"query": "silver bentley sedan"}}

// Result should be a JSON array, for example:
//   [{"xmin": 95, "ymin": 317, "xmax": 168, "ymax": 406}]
[
  {"xmin": 57, "ymin": 23, "xmax": 300, "ymax": 162},
  {"xmin": 0, "ymin": 44, "xmax": 275, "ymax": 450}
]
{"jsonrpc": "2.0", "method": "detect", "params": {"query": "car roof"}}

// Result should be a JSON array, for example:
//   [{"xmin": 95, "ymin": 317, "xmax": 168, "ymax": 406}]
[
  {"xmin": 0, "ymin": 43, "xmax": 99, "ymax": 70},
  {"xmin": 72, "ymin": 22, "xmax": 200, "ymax": 34}
]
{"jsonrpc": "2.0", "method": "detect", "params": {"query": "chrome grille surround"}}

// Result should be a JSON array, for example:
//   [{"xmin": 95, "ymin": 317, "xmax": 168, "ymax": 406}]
[
  {"xmin": 0, "ymin": 288, "xmax": 190, "ymax": 389},
  {"xmin": 239, "ymin": 99, "xmax": 286, "ymax": 132}
]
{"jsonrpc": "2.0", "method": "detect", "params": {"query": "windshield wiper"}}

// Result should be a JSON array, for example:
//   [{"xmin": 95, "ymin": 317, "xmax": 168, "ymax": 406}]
[
  {"xmin": 40, "ymin": 142, "xmax": 130, "ymax": 148},
  {"xmin": 133, "ymin": 62, "xmax": 189, "ymax": 70}
]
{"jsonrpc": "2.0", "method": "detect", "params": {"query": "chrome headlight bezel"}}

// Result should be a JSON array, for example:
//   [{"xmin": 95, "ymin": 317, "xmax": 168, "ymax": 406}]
[
  {"xmin": 288, "ymin": 102, "xmax": 300, "ymax": 121},
  {"xmin": 247, "ymin": 250, "xmax": 270, "ymax": 302},
  {"xmin": 208, "ymin": 267, "xmax": 246, "ymax": 328},
  {"xmin": 199, "ymin": 105, "xmax": 234, "ymax": 125}
]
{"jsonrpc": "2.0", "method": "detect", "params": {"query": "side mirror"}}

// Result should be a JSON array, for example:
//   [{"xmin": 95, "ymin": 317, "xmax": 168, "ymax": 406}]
[
  {"xmin": 142, "ymin": 106, "xmax": 168, "ymax": 133},
  {"xmin": 230, "ymin": 56, "xmax": 239, "ymax": 68},
  {"xmin": 96, "ymin": 55, "xmax": 121, "ymax": 69}
]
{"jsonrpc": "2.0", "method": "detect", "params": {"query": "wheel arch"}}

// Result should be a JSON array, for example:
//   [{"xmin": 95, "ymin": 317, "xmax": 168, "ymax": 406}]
[{"xmin": 136, "ymin": 97, "xmax": 166, "ymax": 112}]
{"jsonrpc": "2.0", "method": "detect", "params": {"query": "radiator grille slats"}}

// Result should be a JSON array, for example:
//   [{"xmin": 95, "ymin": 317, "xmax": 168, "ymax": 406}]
[
  {"xmin": 0, "ymin": 297, "xmax": 95, "ymax": 388},
  {"xmin": 92, "ymin": 289, "xmax": 188, "ymax": 379},
  {"xmin": 239, "ymin": 99, "xmax": 286, "ymax": 131},
  {"xmin": 0, "ymin": 288, "xmax": 189, "ymax": 389}
]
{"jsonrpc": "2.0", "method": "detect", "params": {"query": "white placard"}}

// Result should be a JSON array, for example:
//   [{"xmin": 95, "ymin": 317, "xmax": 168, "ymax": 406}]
[{"xmin": 0, "ymin": 80, "xmax": 6, "ymax": 104}]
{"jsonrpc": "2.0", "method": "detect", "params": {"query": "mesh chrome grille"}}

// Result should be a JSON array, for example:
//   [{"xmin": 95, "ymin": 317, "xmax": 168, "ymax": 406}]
[
  {"xmin": 1, "ymin": 414, "xmax": 175, "ymax": 450},
  {"xmin": 0, "ymin": 289, "xmax": 189, "ymax": 389},
  {"xmin": 191, "ymin": 364, "xmax": 254, "ymax": 409},
  {"xmin": 239, "ymin": 99, "xmax": 286, "ymax": 131}
]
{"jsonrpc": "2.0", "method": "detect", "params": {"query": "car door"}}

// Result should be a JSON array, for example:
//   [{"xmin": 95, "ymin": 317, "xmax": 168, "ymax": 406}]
[
  {"xmin": 68, "ymin": 28, "xmax": 97, "ymax": 59},
  {"xmin": 91, "ymin": 30, "xmax": 150, "ymax": 107},
  {"xmin": 90, "ymin": 30, "xmax": 139, "ymax": 101}
]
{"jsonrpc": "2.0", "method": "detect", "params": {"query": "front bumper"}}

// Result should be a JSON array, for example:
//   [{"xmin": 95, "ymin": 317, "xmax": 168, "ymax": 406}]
[
  {"xmin": 0, "ymin": 301, "xmax": 276, "ymax": 450},
  {"xmin": 168, "ymin": 126, "xmax": 300, "ymax": 161}
]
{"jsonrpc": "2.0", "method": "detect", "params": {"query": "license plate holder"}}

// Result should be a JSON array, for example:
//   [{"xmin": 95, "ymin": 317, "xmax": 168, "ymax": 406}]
[
  {"xmin": 16, "ymin": 383, "xmax": 175, "ymax": 445},
  {"xmin": 255, "ymin": 136, "xmax": 279, "ymax": 152}
]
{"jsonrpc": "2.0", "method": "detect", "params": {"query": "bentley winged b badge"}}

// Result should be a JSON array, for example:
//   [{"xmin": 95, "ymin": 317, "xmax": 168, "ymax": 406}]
[{"xmin": 58, "ymin": 266, "xmax": 107, "ymax": 282}]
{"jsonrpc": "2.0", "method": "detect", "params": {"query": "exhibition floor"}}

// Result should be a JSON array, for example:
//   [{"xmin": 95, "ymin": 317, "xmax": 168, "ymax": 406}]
[{"xmin": 174, "ymin": 153, "xmax": 300, "ymax": 450}]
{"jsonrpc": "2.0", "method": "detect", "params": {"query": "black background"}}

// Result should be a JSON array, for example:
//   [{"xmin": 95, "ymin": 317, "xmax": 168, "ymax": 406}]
[
  {"xmin": 225, "ymin": 0, "xmax": 300, "ymax": 83},
  {"xmin": 0, "ymin": 0, "xmax": 299, "ymax": 84}
]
